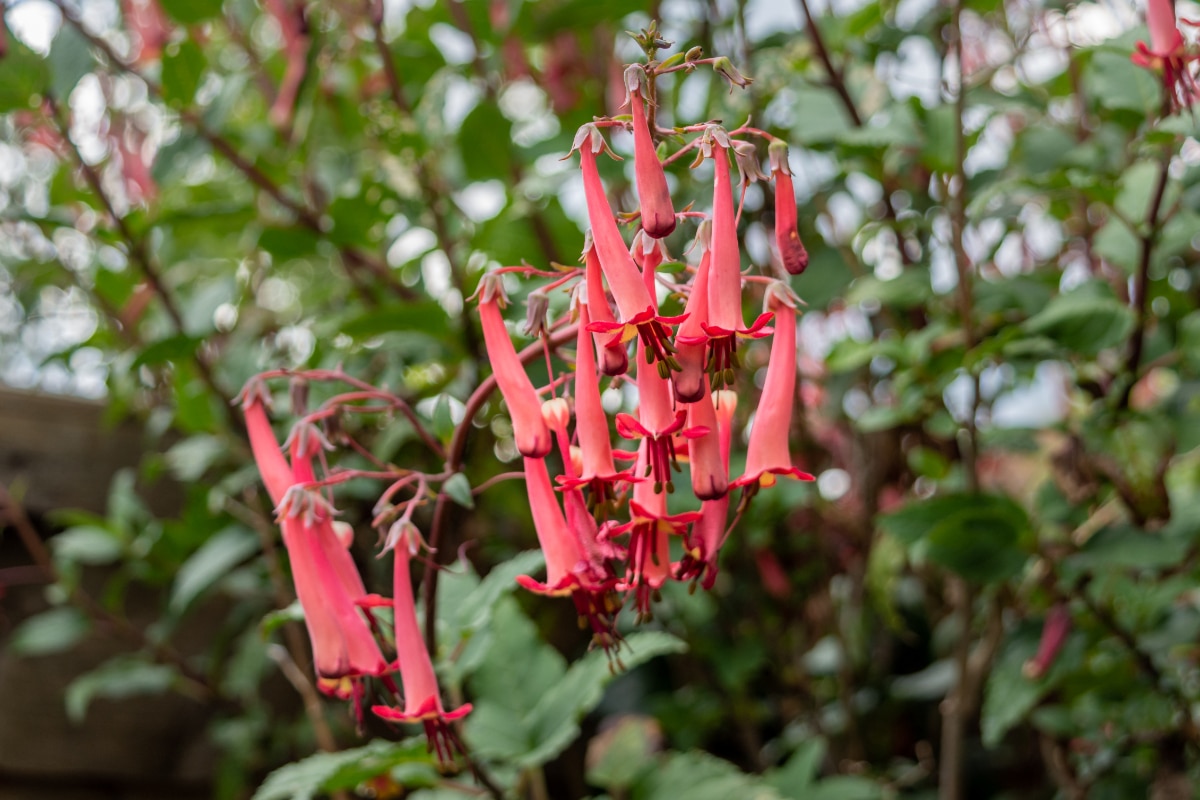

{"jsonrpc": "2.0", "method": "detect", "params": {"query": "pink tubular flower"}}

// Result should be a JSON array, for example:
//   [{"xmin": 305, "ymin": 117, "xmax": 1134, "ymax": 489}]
[
  {"xmin": 373, "ymin": 521, "xmax": 471, "ymax": 765},
  {"xmin": 612, "ymin": 442, "xmax": 701, "ymax": 620},
  {"xmin": 673, "ymin": 223, "xmax": 713, "ymax": 404},
  {"xmin": 615, "ymin": 253, "xmax": 708, "ymax": 493},
  {"xmin": 242, "ymin": 384, "xmax": 292, "ymax": 505},
  {"xmin": 733, "ymin": 282, "xmax": 815, "ymax": 493},
  {"xmin": 516, "ymin": 457, "xmax": 621, "ymax": 649},
  {"xmin": 697, "ymin": 127, "xmax": 772, "ymax": 387},
  {"xmin": 574, "ymin": 124, "xmax": 682, "ymax": 372},
  {"xmin": 625, "ymin": 66, "xmax": 676, "ymax": 239},
  {"xmin": 476, "ymin": 274, "xmax": 553, "ymax": 458},
  {"xmin": 1132, "ymin": 0, "xmax": 1199, "ymax": 114},
  {"xmin": 557, "ymin": 298, "xmax": 635, "ymax": 515},
  {"xmin": 686, "ymin": 377, "xmax": 728, "ymax": 501},
  {"xmin": 584, "ymin": 236, "xmax": 629, "ymax": 376},
  {"xmin": 244, "ymin": 389, "xmax": 387, "ymax": 690},
  {"xmin": 769, "ymin": 141, "xmax": 809, "ymax": 276},
  {"xmin": 679, "ymin": 391, "xmax": 737, "ymax": 588}
]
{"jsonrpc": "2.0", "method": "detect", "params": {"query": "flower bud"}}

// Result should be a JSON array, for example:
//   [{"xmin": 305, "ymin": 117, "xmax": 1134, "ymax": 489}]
[
  {"xmin": 770, "ymin": 140, "xmax": 809, "ymax": 276},
  {"xmin": 523, "ymin": 288, "xmax": 551, "ymax": 337},
  {"xmin": 712, "ymin": 56, "xmax": 753, "ymax": 91}
]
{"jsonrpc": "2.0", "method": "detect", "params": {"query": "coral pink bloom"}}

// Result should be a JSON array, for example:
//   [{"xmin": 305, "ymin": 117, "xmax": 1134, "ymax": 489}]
[
  {"xmin": 584, "ymin": 237, "xmax": 629, "ymax": 376},
  {"xmin": 557, "ymin": 300, "xmax": 635, "ymax": 514},
  {"xmin": 679, "ymin": 391, "xmax": 736, "ymax": 589},
  {"xmin": 373, "ymin": 522, "xmax": 471, "ymax": 765},
  {"xmin": 686, "ymin": 377, "xmax": 728, "ymax": 501},
  {"xmin": 122, "ymin": 0, "xmax": 169, "ymax": 65},
  {"xmin": 517, "ymin": 457, "xmax": 621, "ymax": 648},
  {"xmin": 770, "ymin": 141, "xmax": 809, "ymax": 276},
  {"xmin": 673, "ymin": 224, "xmax": 713, "ymax": 404},
  {"xmin": 613, "ymin": 442, "xmax": 701, "ymax": 619},
  {"xmin": 243, "ymin": 387, "xmax": 291, "ymax": 505},
  {"xmin": 574, "ymin": 124, "xmax": 683, "ymax": 371},
  {"xmin": 626, "ymin": 66, "xmax": 676, "ymax": 240},
  {"xmin": 616, "ymin": 255, "xmax": 707, "ymax": 493},
  {"xmin": 476, "ymin": 274, "xmax": 553, "ymax": 458},
  {"xmin": 733, "ymin": 283, "xmax": 815, "ymax": 493},
  {"xmin": 702, "ymin": 129, "xmax": 772, "ymax": 387},
  {"xmin": 1132, "ymin": 0, "xmax": 1200, "ymax": 113}
]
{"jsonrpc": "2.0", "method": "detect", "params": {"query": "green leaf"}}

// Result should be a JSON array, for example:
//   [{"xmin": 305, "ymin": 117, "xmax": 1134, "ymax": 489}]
[
  {"xmin": 762, "ymin": 739, "xmax": 826, "ymax": 798},
  {"xmin": 65, "ymin": 656, "xmax": 177, "ymax": 722},
  {"xmin": 441, "ymin": 472, "xmax": 474, "ymax": 509},
  {"xmin": 52, "ymin": 525, "xmax": 124, "ymax": 565},
  {"xmin": 981, "ymin": 623, "xmax": 1082, "ymax": 747},
  {"xmin": 0, "ymin": 28, "xmax": 50, "ymax": 111},
  {"xmin": 518, "ymin": 631, "xmax": 687, "ymax": 768},
  {"xmin": 261, "ymin": 601, "xmax": 305, "ymax": 639},
  {"xmin": 334, "ymin": 302, "xmax": 451, "ymax": 340},
  {"xmin": 923, "ymin": 495, "xmax": 1030, "ymax": 584},
  {"xmin": 131, "ymin": 333, "xmax": 200, "ymax": 369},
  {"xmin": 845, "ymin": 268, "xmax": 931, "ymax": 310},
  {"xmin": 586, "ymin": 715, "xmax": 661, "ymax": 790},
  {"xmin": 170, "ymin": 526, "xmax": 259, "ymax": 614},
  {"xmin": 48, "ymin": 23, "xmax": 94, "ymax": 100},
  {"xmin": 634, "ymin": 750, "xmax": 783, "ymax": 800},
  {"xmin": 161, "ymin": 39, "xmax": 207, "ymax": 106},
  {"xmin": 253, "ymin": 739, "xmax": 436, "ymax": 800},
  {"xmin": 458, "ymin": 102, "xmax": 513, "ymax": 181},
  {"xmin": 158, "ymin": 0, "xmax": 225, "ymax": 24},
  {"xmin": 1023, "ymin": 289, "xmax": 1135, "ymax": 356},
  {"xmin": 8, "ymin": 607, "xmax": 90, "ymax": 657},
  {"xmin": 164, "ymin": 434, "xmax": 227, "ymax": 482}
]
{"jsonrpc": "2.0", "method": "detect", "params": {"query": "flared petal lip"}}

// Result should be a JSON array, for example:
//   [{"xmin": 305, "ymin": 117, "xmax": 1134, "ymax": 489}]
[
  {"xmin": 516, "ymin": 571, "xmax": 620, "ymax": 597},
  {"xmin": 372, "ymin": 697, "xmax": 473, "ymax": 724},
  {"xmin": 556, "ymin": 469, "xmax": 640, "ymax": 490},
  {"xmin": 613, "ymin": 502, "xmax": 703, "ymax": 533},
  {"xmin": 617, "ymin": 410, "xmax": 693, "ymax": 441},
  {"xmin": 699, "ymin": 310, "xmax": 775, "ymax": 341},
  {"xmin": 731, "ymin": 465, "xmax": 816, "ymax": 489}
]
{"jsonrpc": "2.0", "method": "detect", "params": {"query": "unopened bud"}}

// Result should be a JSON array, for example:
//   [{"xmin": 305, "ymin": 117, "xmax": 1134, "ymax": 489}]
[
  {"xmin": 712, "ymin": 56, "xmax": 753, "ymax": 90},
  {"xmin": 731, "ymin": 140, "xmax": 768, "ymax": 184},
  {"xmin": 523, "ymin": 288, "xmax": 551, "ymax": 337},
  {"xmin": 542, "ymin": 396, "xmax": 571, "ymax": 430},
  {"xmin": 331, "ymin": 520, "xmax": 355, "ymax": 549},
  {"xmin": 685, "ymin": 46, "xmax": 703, "ymax": 61}
]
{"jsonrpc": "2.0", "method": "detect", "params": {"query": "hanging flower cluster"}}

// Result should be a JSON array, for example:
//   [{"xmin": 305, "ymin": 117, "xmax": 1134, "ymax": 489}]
[
  {"xmin": 479, "ymin": 56, "xmax": 815, "ymax": 630},
  {"xmin": 238, "ymin": 39, "xmax": 816, "ymax": 766}
]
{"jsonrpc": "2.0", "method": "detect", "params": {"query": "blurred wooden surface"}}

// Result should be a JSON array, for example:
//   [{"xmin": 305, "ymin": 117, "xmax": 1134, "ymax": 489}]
[{"xmin": 0, "ymin": 386, "xmax": 179, "ymax": 516}]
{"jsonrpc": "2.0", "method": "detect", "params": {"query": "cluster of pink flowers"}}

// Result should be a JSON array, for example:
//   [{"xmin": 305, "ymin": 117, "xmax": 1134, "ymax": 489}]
[
  {"xmin": 480, "ymin": 64, "xmax": 814, "ymax": 631},
  {"xmin": 239, "ymin": 56, "xmax": 813, "ymax": 764}
]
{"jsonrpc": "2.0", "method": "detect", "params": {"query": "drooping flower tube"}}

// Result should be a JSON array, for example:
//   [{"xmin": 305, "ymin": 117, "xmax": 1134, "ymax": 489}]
[
  {"xmin": 733, "ymin": 282, "xmax": 815, "ymax": 494},
  {"xmin": 244, "ymin": 389, "xmax": 389, "ymax": 698},
  {"xmin": 625, "ymin": 66, "xmax": 676, "ymax": 240},
  {"xmin": 584, "ymin": 235, "xmax": 629, "ymax": 376},
  {"xmin": 672, "ymin": 222, "xmax": 712, "ymax": 404},
  {"xmin": 695, "ymin": 126, "xmax": 772, "ymax": 388},
  {"xmin": 769, "ymin": 140, "xmax": 809, "ymax": 276},
  {"xmin": 1132, "ymin": 0, "xmax": 1199, "ymax": 114},
  {"xmin": 373, "ymin": 521, "xmax": 471, "ymax": 765},
  {"xmin": 679, "ymin": 390, "xmax": 738, "ymax": 589},
  {"xmin": 557, "ymin": 296, "xmax": 635, "ymax": 516},
  {"xmin": 516, "ymin": 456, "xmax": 621, "ymax": 651},
  {"xmin": 615, "ymin": 248, "xmax": 708, "ymax": 493},
  {"xmin": 476, "ymin": 273, "xmax": 553, "ymax": 458},
  {"xmin": 686, "ymin": 377, "xmax": 728, "ymax": 501},
  {"xmin": 611, "ymin": 441, "xmax": 701, "ymax": 620},
  {"xmin": 574, "ymin": 123, "xmax": 683, "ymax": 372}
]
